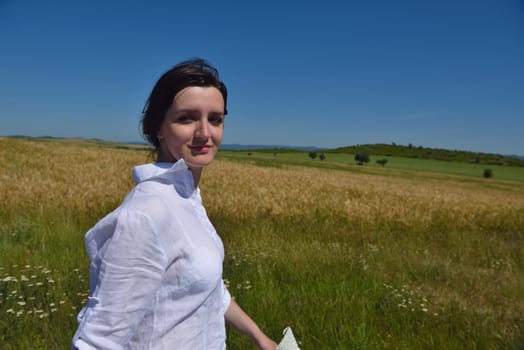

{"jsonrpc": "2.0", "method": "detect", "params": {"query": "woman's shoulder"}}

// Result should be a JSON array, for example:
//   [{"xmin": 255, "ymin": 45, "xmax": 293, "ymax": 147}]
[
  {"xmin": 121, "ymin": 182, "xmax": 174, "ymax": 218},
  {"xmin": 85, "ymin": 185, "xmax": 177, "ymax": 251}
]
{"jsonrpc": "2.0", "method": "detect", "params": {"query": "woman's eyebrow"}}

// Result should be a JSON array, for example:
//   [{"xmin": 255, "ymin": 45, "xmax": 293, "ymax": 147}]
[
  {"xmin": 175, "ymin": 108, "xmax": 198, "ymax": 114},
  {"xmin": 175, "ymin": 108, "xmax": 224, "ymax": 115}
]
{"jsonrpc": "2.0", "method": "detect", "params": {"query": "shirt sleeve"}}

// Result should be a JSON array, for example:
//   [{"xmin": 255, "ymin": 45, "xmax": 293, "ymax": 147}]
[
  {"xmin": 72, "ymin": 210, "xmax": 168, "ymax": 350},
  {"xmin": 221, "ymin": 280, "xmax": 232, "ymax": 314}
]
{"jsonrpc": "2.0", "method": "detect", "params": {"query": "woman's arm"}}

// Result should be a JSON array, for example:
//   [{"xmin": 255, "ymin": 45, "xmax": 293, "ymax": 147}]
[
  {"xmin": 225, "ymin": 299, "xmax": 277, "ymax": 350},
  {"xmin": 73, "ymin": 211, "xmax": 168, "ymax": 349}
]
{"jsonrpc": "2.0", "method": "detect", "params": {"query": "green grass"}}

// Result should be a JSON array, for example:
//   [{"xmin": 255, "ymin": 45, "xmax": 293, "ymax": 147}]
[
  {"xmin": 0, "ymin": 215, "xmax": 88, "ymax": 349},
  {"xmin": 3, "ymin": 209, "xmax": 522, "ymax": 349},
  {"xmin": 217, "ymin": 150, "xmax": 524, "ymax": 182},
  {"xmin": 216, "ymin": 214, "xmax": 523, "ymax": 349}
]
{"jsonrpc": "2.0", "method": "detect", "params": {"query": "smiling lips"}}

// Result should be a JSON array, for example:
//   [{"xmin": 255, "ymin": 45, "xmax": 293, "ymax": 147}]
[{"xmin": 189, "ymin": 144, "xmax": 213, "ymax": 153}]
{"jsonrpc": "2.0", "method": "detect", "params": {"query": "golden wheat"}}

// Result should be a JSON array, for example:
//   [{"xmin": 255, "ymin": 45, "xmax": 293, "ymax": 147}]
[
  {"xmin": 202, "ymin": 159, "xmax": 524, "ymax": 229},
  {"xmin": 0, "ymin": 138, "xmax": 145, "ymax": 216},
  {"xmin": 3, "ymin": 138, "xmax": 523, "ymax": 231}
]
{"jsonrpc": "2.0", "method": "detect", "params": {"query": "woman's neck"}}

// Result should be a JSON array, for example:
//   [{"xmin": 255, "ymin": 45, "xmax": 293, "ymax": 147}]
[{"xmin": 190, "ymin": 167, "xmax": 202, "ymax": 187}]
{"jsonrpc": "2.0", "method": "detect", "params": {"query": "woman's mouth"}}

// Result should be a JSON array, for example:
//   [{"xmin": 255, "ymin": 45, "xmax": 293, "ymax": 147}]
[{"xmin": 189, "ymin": 145, "xmax": 212, "ymax": 154}]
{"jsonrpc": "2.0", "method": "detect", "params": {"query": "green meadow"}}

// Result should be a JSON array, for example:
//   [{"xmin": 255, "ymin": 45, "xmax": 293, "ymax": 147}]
[
  {"xmin": 217, "ymin": 150, "xmax": 524, "ymax": 182},
  {"xmin": 1, "ymin": 137, "xmax": 523, "ymax": 349}
]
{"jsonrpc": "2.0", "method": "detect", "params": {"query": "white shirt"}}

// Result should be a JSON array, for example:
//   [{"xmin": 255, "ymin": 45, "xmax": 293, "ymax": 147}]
[{"xmin": 72, "ymin": 159, "xmax": 231, "ymax": 350}]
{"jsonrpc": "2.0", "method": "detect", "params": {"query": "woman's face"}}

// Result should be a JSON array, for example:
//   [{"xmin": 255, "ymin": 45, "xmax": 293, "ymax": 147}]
[{"xmin": 157, "ymin": 86, "xmax": 225, "ymax": 170}]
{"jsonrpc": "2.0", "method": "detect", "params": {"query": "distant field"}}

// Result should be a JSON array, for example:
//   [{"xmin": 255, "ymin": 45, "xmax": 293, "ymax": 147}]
[
  {"xmin": 1, "ymin": 137, "xmax": 523, "ymax": 349},
  {"xmin": 218, "ymin": 150, "xmax": 524, "ymax": 182}
]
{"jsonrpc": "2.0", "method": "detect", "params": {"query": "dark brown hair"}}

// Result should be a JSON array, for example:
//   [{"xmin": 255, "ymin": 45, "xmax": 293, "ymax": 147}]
[{"xmin": 141, "ymin": 58, "xmax": 228, "ymax": 156}]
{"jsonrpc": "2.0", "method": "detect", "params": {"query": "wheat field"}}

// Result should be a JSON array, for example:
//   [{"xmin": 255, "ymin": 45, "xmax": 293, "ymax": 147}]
[{"xmin": 1, "ymin": 137, "xmax": 523, "ymax": 349}]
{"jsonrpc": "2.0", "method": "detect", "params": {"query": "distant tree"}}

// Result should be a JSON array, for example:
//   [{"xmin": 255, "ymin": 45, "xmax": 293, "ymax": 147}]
[
  {"xmin": 483, "ymin": 169, "xmax": 493, "ymax": 178},
  {"xmin": 273, "ymin": 152, "xmax": 277, "ymax": 157},
  {"xmin": 408, "ymin": 143, "xmax": 413, "ymax": 148},
  {"xmin": 354, "ymin": 152, "xmax": 370, "ymax": 165},
  {"xmin": 247, "ymin": 152, "xmax": 252, "ymax": 156},
  {"xmin": 376, "ymin": 158, "xmax": 388, "ymax": 167},
  {"xmin": 319, "ymin": 153, "xmax": 326, "ymax": 161},
  {"xmin": 308, "ymin": 151, "xmax": 317, "ymax": 160}
]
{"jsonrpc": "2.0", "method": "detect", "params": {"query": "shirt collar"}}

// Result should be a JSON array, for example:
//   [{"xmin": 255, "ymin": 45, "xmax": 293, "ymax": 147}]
[{"xmin": 132, "ymin": 159, "xmax": 197, "ymax": 198}]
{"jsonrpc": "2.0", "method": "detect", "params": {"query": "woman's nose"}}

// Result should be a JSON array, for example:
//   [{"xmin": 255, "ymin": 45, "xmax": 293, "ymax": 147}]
[{"xmin": 195, "ymin": 119, "xmax": 211, "ymax": 138}]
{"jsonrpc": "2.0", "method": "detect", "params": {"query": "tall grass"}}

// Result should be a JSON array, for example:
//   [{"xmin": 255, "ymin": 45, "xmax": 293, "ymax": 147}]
[{"xmin": 1, "ymin": 137, "xmax": 523, "ymax": 349}]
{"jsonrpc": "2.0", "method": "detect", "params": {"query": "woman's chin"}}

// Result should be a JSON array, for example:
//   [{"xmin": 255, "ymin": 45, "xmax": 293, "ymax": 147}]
[{"xmin": 184, "ymin": 154, "xmax": 216, "ymax": 169}]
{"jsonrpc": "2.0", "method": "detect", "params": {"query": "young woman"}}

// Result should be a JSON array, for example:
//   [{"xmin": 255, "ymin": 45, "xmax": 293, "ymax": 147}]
[{"xmin": 72, "ymin": 59, "xmax": 277, "ymax": 350}]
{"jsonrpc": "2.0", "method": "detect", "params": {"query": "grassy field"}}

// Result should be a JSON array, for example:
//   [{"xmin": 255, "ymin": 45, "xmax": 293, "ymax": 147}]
[
  {"xmin": 218, "ymin": 150, "xmax": 524, "ymax": 182},
  {"xmin": 1, "ymin": 137, "xmax": 523, "ymax": 349}
]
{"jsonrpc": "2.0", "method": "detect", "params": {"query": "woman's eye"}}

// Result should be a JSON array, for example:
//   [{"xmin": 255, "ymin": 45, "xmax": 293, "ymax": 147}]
[
  {"xmin": 176, "ymin": 115, "xmax": 193, "ymax": 123},
  {"xmin": 209, "ymin": 115, "xmax": 223, "ymax": 126}
]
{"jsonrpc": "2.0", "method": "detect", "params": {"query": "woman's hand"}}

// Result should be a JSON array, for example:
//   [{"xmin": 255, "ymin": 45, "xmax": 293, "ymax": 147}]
[
  {"xmin": 225, "ymin": 299, "xmax": 277, "ymax": 350},
  {"xmin": 253, "ymin": 334, "xmax": 277, "ymax": 350}
]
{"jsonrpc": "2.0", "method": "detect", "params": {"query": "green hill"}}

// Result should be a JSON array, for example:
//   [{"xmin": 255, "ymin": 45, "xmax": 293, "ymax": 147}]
[{"xmin": 329, "ymin": 143, "xmax": 524, "ymax": 167}]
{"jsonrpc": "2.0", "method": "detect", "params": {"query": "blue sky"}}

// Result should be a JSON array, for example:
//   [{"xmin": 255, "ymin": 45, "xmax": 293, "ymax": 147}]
[{"xmin": 1, "ymin": 0, "xmax": 523, "ymax": 155}]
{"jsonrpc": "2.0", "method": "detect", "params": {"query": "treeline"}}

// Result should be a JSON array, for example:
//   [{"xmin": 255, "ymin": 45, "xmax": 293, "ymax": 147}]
[{"xmin": 329, "ymin": 143, "xmax": 524, "ymax": 167}]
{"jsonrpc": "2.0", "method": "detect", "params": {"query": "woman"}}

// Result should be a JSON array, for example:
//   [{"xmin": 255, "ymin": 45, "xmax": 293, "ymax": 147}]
[{"xmin": 72, "ymin": 59, "xmax": 277, "ymax": 350}]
